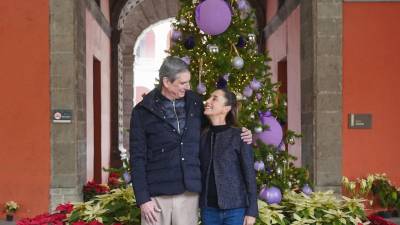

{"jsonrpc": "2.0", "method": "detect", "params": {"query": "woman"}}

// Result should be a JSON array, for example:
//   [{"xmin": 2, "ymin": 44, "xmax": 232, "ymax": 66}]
[{"xmin": 199, "ymin": 88, "xmax": 258, "ymax": 225}]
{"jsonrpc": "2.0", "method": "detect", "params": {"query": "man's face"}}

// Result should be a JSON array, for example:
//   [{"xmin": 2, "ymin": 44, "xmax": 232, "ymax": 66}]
[{"xmin": 163, "ymin": 70, "xmax": 191, "ymax": 99}]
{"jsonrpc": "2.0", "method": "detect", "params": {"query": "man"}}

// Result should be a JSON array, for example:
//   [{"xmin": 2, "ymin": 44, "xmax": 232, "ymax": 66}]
[{"xmin": 130, "ymin": 56, "xmax": 252, "ymax": 225}]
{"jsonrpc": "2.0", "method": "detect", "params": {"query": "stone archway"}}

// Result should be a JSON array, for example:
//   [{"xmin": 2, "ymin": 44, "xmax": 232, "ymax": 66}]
[{"xmin": 115, "ymin": 0, "xmax": 181, "ymax": 153}]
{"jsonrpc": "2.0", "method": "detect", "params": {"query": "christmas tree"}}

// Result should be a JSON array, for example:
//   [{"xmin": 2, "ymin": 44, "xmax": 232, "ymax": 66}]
[{"xmin": 169, "ymin": 0, "xmax": 310, "ymax": 204}]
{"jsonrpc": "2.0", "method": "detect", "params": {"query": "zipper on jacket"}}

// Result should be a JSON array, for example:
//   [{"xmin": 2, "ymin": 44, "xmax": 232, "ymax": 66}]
[
  {"xmin": 172, "ymin": 100, "xmax": 181, "ymax": 134},
  {"xmin": 205, "ymin": 132, "xmax": 215, "ymax": 207}
]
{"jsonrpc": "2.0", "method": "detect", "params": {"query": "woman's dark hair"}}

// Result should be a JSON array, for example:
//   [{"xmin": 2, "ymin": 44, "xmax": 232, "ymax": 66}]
[{"xmin": 219, "ymin": 88, "xmax": 239, "ymax": 127}]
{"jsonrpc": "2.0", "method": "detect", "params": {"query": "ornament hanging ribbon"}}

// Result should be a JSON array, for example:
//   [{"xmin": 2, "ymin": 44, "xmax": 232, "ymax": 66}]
[{"xmin": 197, "ymin": 58, "xmax": 206, "ymax": 94}]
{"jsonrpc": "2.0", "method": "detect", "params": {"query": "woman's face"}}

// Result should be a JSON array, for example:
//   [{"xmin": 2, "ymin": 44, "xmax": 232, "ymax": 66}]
[{"xmin": 204, "ymin": 90, "xmax": 231, "ymax": 117}]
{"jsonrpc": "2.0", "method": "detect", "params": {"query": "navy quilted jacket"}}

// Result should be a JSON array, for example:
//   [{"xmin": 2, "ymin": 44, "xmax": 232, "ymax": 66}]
[{"xmin": 129, "ymin": 89, "xmax": 203, "ymax": 206}]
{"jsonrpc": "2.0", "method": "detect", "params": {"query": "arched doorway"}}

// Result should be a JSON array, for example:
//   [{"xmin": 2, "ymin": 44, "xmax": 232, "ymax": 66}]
[{"xmin": 112, "ymin": 0, "xmax": 181, "ymax": 165}]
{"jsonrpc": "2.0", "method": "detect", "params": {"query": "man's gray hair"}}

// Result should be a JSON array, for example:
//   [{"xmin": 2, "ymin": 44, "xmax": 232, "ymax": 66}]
[{"xmin": 159, "ymin": 56, "xmax": 189, "ymax": 88}]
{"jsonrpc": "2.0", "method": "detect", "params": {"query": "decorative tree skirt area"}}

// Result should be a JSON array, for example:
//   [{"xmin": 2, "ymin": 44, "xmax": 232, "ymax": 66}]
[
  {"xmin": 11, "ymin": 171, "xmax": 397, "ymax": 225},
  {"xmin": 14, "ymin": 187, "xmax": 397, "ymax": 225}
]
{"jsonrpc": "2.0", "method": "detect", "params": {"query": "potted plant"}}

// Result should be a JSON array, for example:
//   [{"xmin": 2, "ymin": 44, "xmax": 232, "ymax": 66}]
[
  {"xmin": 4, "ymin": 200, "xmax": 19, "ymax": 221},
  {"xmin": 371, "ymin": 175, "xmax": 399, "ymax": 218}
]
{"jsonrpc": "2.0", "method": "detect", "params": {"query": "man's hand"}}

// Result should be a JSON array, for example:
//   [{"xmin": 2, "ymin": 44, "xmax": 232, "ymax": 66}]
[
  {"xmin": 243, "ymin": 216, "xmax": 256, "ymax": 225},
  {"xmin": 140, "ymin": 200, "xmax": 161, "ymax": 225},
  {"xmin": 241, "ymin": 127, "xmax": 253, "ymax": 144}
]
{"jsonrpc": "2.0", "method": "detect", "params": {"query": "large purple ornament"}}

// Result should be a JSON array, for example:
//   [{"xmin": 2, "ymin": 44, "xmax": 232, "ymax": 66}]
[
  {"xmin": 302, "ymin": 184, "xmax": 313, "ymax": 195},
  {"xmin": 259, "ymin": 186, "xmax": 282, "ymax": 204},
  {"xmin": 195, "ymin": 0, "xmax": 232, "ymax": 35},
  {"xmin": 257, "ymin": 112, "xmax": 283, "ymax": 147}
]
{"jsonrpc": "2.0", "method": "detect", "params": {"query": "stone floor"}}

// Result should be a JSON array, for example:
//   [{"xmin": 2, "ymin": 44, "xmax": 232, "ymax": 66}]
[
  {"xmin": 387, "ymin": 217, "xmax": 400, "ymax": 224},
  {"xmin": 0, "ymin": 221, "xmax": 15, "ymax": 225}
]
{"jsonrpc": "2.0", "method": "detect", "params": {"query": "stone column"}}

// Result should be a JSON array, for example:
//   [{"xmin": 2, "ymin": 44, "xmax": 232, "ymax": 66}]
[
  {"xmin": 300, "ymin": 0, "xmax": 343, "ymax": 192},
  {"xmin": 122, "ymin": 52, "xmax": 134, "ymax": 150},
  {"xmin": 49, "ymin": 0, "xmax": 87, "ymax": 209}
]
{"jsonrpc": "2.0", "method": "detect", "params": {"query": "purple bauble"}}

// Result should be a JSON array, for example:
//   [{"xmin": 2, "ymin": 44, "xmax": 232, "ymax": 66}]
[
  {"xmin": 243, "ymin": 86, "xmax": 253, "ymax": 98},
  {"xmin": 171, "ymin": 30, "xmax": 182, "ymax": 41},
  {"xmin": 257, "ymin": 112, "xmax": 283, "ymax": 147},
  {"xmin": 181, "ymin": 56, "xmax": 191, "ymax": 65},
  {"xmin": 256, "ymin": 93, "xmax": 262, "ymax": 101},
  {"xmin": 195, "ymin": 0, "xmax": 232, "ymax": 35},
  {"xmin": 259, "ymin": 187, "xmax": 268, "ymax": 200},
  {"xmin": 265, "ymin": 166, "xmax": 272, "ymax": 174},
  {"xmin": 260, "ymin": 111, "xmax": 272, "ymax": 117},
  {"xmin": 250, "ymin": 78, "xmax": 261, "ymax": 90},
  {"xmin": 254, "ymin": 161, "xmax": 265, "ymax": 171},
  {"xmin": 259, "ymin": 186, "xmax": 282, "ymax": 204},
  {"xmin": 237, "ymin": 0, "xmax": 249, "ymax": 11},
  {"xmin": 216, "ymin": 76, "xmax": 228, "ymax": 89},
  {"xmin": 184, "ymin": 36, "xmax": 195, "ymax": 49},
  {"xmin": 223, "ymin": 73, "xmax": 230, "ymax": 81},
  {"xmin": 302, "ymin": 184, "xmax": 313, "ymax": 195},
  {"xmin": 197, "ymin": 82, "xmax": 206, "ymax": 95},
  {"xmin": 236, "ymin": 36, "xmax": 246, "ymax": 48},
  {"xmin": 123, "ymin": 172, "xmax": 131, "ymax": 183},
  {"xmin": 278, "ymin": 142, "xmax": 286, "ymax": 151}
]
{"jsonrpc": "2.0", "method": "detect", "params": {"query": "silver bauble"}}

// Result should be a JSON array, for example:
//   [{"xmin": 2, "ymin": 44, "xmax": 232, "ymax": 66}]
[
  {"xmin": 248, "ymin": 33, "xmax": 256, "ymax": 43},
  {"xmin": 207, "ymin": 44, "xmax": 219, "ymax": 54},
  {"xmin": 179, "ymin": 18, "xmax": 188, "ymax": 26},
  {"xmin": 232, "ymin": 56, "xmax": 244, "ymax": 69}
]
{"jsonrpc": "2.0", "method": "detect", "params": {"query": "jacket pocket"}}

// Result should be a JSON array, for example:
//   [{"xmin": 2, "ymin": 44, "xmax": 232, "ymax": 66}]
[{"xmin": 148, "ymin": 143, "xmax": 178, "ymax": 163}]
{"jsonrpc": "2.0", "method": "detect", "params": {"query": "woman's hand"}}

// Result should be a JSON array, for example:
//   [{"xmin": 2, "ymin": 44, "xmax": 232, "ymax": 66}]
[
  {"xmin": 241, "ymin": 127, "xmax": 253, "ymax": 144},
  {"xmin": 243, "ymin": 216, "xmax": 256, "ymax": 225}
]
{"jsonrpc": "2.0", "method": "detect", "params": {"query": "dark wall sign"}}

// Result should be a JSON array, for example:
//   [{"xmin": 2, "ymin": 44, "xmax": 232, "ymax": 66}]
[
  {"xmin": 52, "ymin": 110, "xmax": 72, "ymax": 123},
  {"xmin": 348, "ymin": 113, "xmax": 372, "ymax": 129}
]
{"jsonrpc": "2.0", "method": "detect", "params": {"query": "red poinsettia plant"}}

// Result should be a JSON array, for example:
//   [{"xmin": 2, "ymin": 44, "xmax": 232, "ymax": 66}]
[
  {"xmin": 83, "ymin": 181, "xmax": 110, "ymax": 202},
  {"xmin": 17, "ymin": 203, "xmax": 73, "ymax": 225},
  {"xmin": 368, "ymin": 215, "xmax": 398, "ymax": 225},
  {"xmin": 107, "ymin": 172, "xmax": 122, "ymax": 190}
]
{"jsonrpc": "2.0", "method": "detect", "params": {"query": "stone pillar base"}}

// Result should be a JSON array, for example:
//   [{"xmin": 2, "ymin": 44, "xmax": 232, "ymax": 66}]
[{"xmin": 50, "ymin": 188, "xmax": 82, "ymax": 211}]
